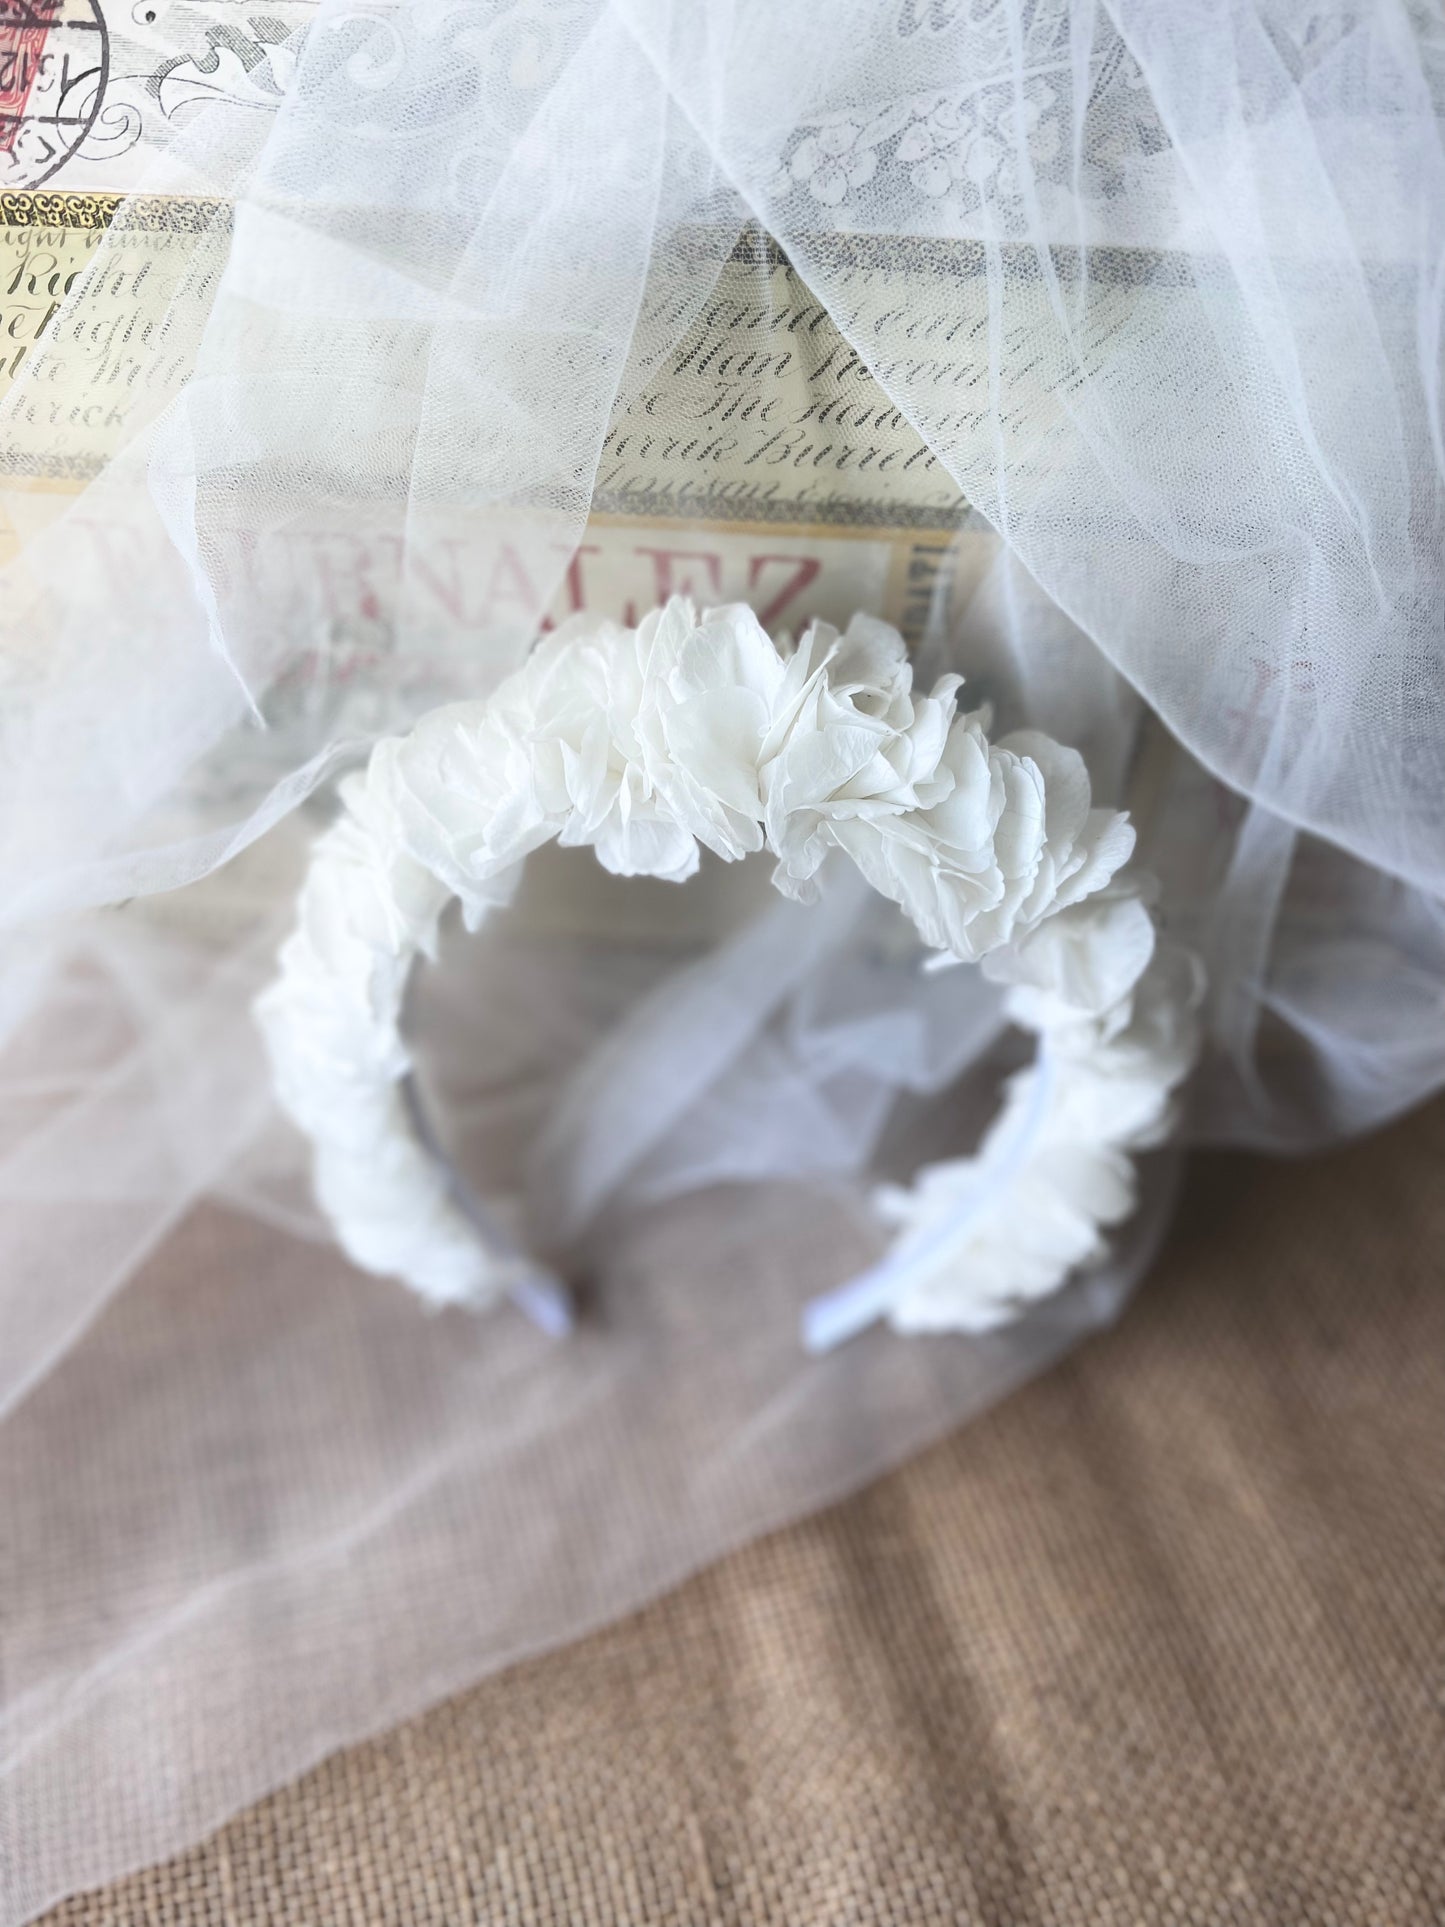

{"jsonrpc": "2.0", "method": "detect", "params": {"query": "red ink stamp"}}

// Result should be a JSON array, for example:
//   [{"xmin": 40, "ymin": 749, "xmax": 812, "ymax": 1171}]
[{"xmin": 0, "ymin": 0, "xmax": 108, "ymax": 189}]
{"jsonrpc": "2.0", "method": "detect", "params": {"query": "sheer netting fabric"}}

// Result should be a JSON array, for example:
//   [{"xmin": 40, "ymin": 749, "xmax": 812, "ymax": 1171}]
[{"xmin": 1, "ymin": 3, "xmax": 1442, "ymax": 1920}]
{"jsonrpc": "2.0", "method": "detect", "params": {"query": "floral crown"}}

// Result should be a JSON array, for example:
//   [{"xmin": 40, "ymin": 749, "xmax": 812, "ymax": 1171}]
[{"xmin": 256, "ymin": 599, "xmax": 1202, "ymax": 1344}]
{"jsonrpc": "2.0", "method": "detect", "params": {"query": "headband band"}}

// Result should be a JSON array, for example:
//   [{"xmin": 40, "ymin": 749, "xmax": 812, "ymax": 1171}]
[{"xmin": 255, "ymin": 600, "xmax": 1201, "ymax": 1341}]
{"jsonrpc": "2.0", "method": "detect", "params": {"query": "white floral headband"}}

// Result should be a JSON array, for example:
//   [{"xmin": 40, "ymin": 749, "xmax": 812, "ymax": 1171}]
[{"xmin": 255, "ymin": 600, "xmax": 1202, "ymax": 1345}]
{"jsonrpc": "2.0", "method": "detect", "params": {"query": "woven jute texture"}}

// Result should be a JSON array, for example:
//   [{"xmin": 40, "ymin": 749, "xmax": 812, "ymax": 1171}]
[{"xmin": 45, "ymin": 1101, "xmax": 1445, "ymax": 1927}]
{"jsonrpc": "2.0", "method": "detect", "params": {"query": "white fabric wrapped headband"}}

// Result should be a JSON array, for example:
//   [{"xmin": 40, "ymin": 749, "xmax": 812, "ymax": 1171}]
[{"xmin": 255, "ymin": 600, "xmax": 1203, "ymax": 1344}]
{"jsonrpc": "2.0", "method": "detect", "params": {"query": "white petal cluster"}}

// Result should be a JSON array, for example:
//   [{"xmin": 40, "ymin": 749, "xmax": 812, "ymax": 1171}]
[
  {"xmin": 876, "ymin": 908, "xmax": 1205, "ymax": 1335},
  {"xmin": 252, "ymin": 774, "xmax": 509, "ymax": 1306},
  {"xmin": 381, "ymin": 600, "xmax": 1136, "ymax": 952},
  {"xmin": 255, "ymin": 598, "xmax": 1202, "ymax": 1332}
]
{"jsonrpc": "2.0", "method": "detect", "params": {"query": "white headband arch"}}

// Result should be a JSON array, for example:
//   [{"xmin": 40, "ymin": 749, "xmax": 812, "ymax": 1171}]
[{"xmin": 256, "ymin": 599, "xmax": 1202, "ymax": 1343}]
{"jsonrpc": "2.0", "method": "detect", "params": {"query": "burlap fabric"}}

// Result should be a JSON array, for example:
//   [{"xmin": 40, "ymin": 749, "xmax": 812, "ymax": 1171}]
[{"xmin": 44, "ymin": 1101, "xmax": 1445, "ymax": 1926}]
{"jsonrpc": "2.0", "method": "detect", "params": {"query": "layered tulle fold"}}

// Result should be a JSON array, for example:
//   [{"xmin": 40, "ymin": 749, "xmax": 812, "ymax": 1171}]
[{"xmin": 1, "ymin": 4, "xmax": 1442, "ymax": 1918}]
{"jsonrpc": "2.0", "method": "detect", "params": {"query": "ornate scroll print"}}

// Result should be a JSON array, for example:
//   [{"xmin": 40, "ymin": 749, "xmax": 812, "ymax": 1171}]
[{"xmin": 0, "ymin": 2, "xmax": 992, "ymax": 633}]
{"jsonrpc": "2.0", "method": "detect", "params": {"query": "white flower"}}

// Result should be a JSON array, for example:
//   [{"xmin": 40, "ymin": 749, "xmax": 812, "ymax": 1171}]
[
  {"xmin": 618, "ymin": 603, "xmax": 965, "ymax": 902},
  {"xmin": 991, "ymin": 892, "xmax": 1157, "ymax": 1029},
  {"xmin": 860, "ymin": 713, "xmax": 1050, "ymax": 958},
  {"xmin": 393, "ymin": 612, "xmax": 706, "ymax": 900},
  {"xmin": 762, "ymin": 614, "xmax": 961, "ymax": 896},
  {"xmin": 827, "ymin": 712, "xmax": 1132, "ymax": 966},
  {"xmin": 257, "ymin": 774, "xmax": 447, "ymax": 1126},
  {"xmin": 521, "ymin": 613, "xmax": 701, "ymax": 882},
  {"xmin": 896, "ymin": 119, "xmax": 963, "ymax": 197},
  {"xmin": 634, "ymin": 599, "xmax": 786, "ymax": 861},
  {"xmin": 864, "ymin": 904, "xmax": 1203, "ymax": 1336},
  {"xmin": 313, "ymin": 1117, "xmax": 496, "ymax": 1307},
  {"xmin": 395, "ymin": 600, "xmax": 798, "ymax": 895},
  {"xmin": 385, "ymin": 688, "xmax": 556, "ymax": 924},
  {"xmin": 896, "ymin": 96, "xmax": 974, "ymax": 197},
  {"xmin": 880, "ymin": 1129, "xmax": 1137, "ymax": 1334},
  {"xmin": 790, "ymin": 119, "xmax": 881, "ymax": 206}
]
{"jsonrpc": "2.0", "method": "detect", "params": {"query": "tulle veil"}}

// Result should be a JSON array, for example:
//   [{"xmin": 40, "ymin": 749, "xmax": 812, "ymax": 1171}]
[{"xmin": 2, "ymin": 3, "xmax": 1442, "ymax": 1917}]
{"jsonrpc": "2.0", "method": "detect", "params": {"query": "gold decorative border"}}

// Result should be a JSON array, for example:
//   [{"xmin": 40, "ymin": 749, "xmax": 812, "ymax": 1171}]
[
  {"xmin": 2, "ymin": 199, "xmax": 1174, "ymax": 289},
  {"xmin": 0, "ymin": 191, "xmax": 230, "ymax": 231},
  {"xmin": 588, "ymin": 487, "xmax": 964, "ymax": 534}
]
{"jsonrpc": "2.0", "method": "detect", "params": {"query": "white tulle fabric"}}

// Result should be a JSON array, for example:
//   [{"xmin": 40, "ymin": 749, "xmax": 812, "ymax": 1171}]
[
  {"xmin": 256, "ymin": 599, "xmax": 1198, "ymax": 1332},
  {"xmin": 2, "ymin": 3, "xmax": 1444, "ymax": 1920}
]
